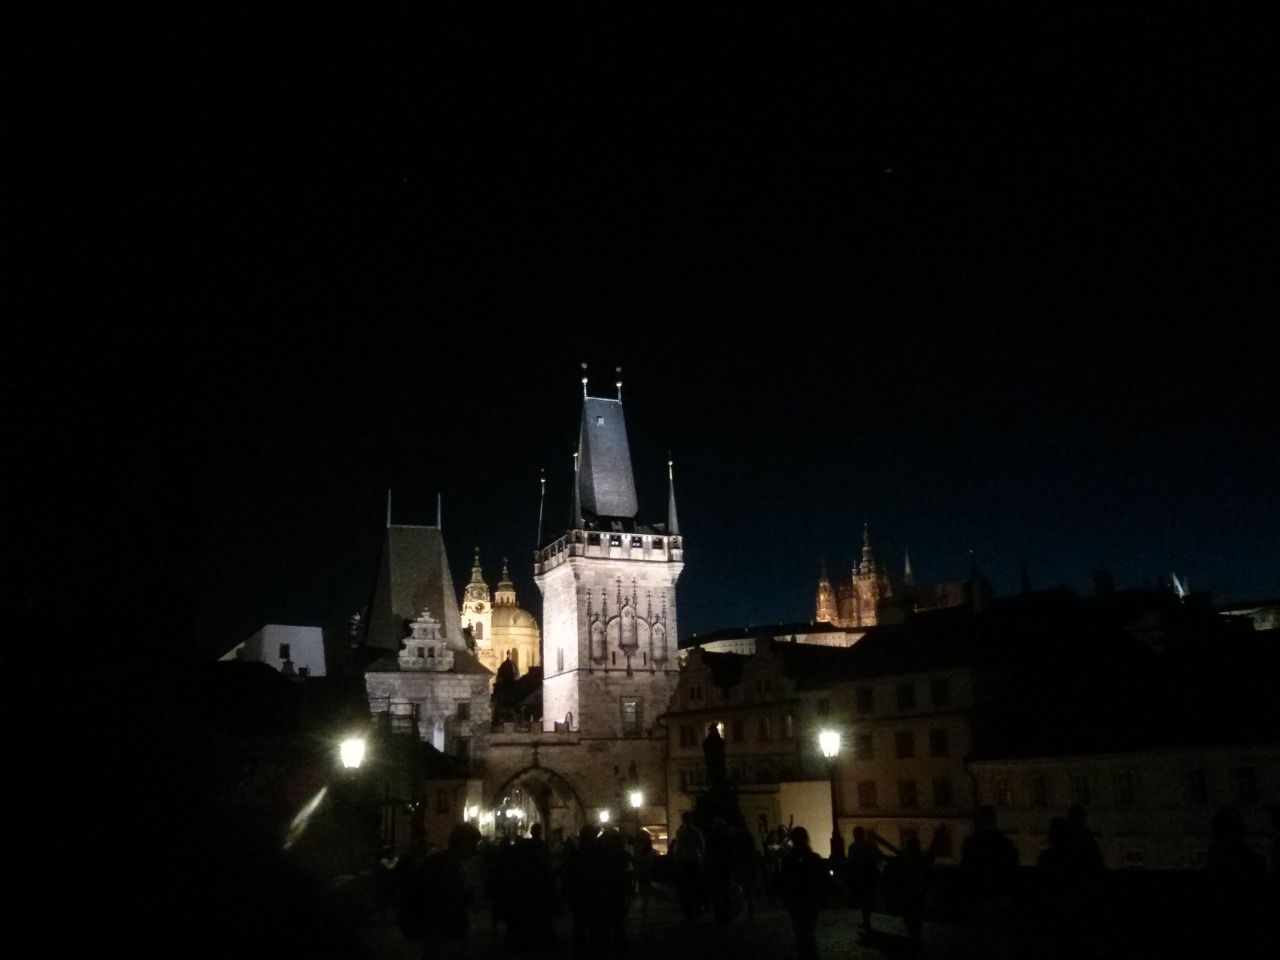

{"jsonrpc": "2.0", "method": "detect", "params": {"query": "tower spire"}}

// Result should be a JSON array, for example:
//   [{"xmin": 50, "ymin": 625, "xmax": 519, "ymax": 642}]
[
  {"xmin": 581, "ymin": 362, "xmax": 588, "ymax": 400},
  {"xmin": 667, "ymin": 453, "xmax": 680, "ymax": 536},
  {"xmin": 903, "ymin": 548, "xmax": 915, "ymax": 587},
  {"xmin": 616, "ymin": 366, "xmax": 623, "ymax": 402},
  {"xmin": 469, "ymin": 547, "xmax": 485, "ymax": 584},
  {"xmin": 536, "ymin": 468, "xmax": 546, "ymax": 547},
  {"xmin": 860, "ymin": 523, "xmax": 877, "ymax": 574},
  {"xmin": 571, "ymin": 451, "xmax": 582, "ymax": 528}
]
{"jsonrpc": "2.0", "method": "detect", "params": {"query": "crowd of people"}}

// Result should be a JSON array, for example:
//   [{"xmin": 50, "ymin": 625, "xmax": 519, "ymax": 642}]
[{"xmin": 379, "ymin": 801, "xmax": 1279, "ymax": 959}]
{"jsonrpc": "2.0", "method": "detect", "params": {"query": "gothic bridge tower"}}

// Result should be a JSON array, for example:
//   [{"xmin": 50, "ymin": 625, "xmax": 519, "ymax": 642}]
[{"xmin": 534, "ymin": 372, "xmax": 684, "ymax": 737}]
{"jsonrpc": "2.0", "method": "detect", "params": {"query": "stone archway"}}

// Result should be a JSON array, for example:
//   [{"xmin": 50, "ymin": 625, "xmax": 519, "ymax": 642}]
[{"xmin": 492, "ymin": 765, "xmax": 587, "ymax": 839}]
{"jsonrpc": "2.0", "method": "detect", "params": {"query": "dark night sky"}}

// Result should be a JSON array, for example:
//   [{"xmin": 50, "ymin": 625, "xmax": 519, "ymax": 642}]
[{"xmin": 5, "ymin": 5, "xmax": 1278, "ymax": 660}]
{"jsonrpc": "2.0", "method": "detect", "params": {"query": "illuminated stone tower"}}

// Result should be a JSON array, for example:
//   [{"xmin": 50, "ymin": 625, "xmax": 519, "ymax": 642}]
[
  {"xmin": 534, "ymin": 373, "xmax": 684, "ymax": 736},
  {"xmin": 460, "ymin": 548, "xmax": 496, "ymax": 671}
]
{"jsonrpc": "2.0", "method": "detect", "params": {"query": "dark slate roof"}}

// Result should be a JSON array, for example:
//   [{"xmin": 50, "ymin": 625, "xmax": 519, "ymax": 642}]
[
  {"xmin": 578, "ymin": 396, "xmax": 639, "ymax": 520},
  {"xmin": 365, "ymin": 525, "xmax": 465, "ymax": 652}
]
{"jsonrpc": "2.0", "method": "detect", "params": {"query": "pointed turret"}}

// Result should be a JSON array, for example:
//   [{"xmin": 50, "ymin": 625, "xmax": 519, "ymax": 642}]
[
  {"xmin": 495, "ymin": 557, "xmax": 516, "ymax": 607},
  {"xmin": 860, "ymin": 523, "xmax": 878, "ymax": 574},
  {"xmin": 667, "ymin": 455, "xmax": 680, "ymax": 536},
  {"xmin": 463, "ymin": 547, "xmax": 491, "ymax": 606}
]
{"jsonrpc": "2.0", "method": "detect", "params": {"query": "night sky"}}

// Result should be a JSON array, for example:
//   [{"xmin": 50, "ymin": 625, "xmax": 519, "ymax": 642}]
[{"xmin": 5, "ymin": 6, "xmax": 1278, "ymax": 661}]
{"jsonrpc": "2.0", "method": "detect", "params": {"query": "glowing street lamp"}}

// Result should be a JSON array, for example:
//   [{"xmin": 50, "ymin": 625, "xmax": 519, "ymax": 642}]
[
  {"xmin": 628, "ymin": 790, "xmax": 644, "ymax": 810},
  {"xmin": 340, "ymin": 736, "xmax": 366, "ymax": 770},
  {"xmin": 818, "ymin": 729, "xmax": 844, "ymax": 859},
  {"xmin": 598, "ymin": 809, "xmax": 611, "ymax": 825}
]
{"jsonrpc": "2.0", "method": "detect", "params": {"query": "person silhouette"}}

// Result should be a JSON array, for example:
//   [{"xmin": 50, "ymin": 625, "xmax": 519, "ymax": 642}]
[
  {"xmin": 781, "ymin": 827, "xmax": 828, "ymax": 960},
  {"xmin": 846, "ymin": 826, "xmax": 881, "ymax": 934}
]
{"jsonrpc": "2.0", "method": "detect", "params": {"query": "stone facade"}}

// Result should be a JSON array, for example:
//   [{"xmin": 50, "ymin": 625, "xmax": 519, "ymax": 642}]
[
  {"xmin": 971, "ymin": 743, "xmax": 1280, "ymax": 869},
  {"xmin": 365, "ymin": 609, "xmax": 493, "ymax": 759}
]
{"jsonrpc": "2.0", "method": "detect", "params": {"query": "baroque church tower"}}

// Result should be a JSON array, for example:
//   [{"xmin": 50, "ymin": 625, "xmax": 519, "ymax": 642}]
[{"xmin": 534, "ymin": 373, "xmax": 684, "ymax": 736}]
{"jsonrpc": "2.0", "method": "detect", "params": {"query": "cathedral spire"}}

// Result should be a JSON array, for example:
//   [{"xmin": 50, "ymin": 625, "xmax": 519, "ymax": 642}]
[
  {"xmin": 860, "ymin": 523, "xmax": 878, "ymax": 574},
  {"xmin": 469, "ymin": 547, "xmax": 485, "ymax": 585},
  {"xmin": 667, "ymin": 454, "xmax": 680, "ymax": 536}
]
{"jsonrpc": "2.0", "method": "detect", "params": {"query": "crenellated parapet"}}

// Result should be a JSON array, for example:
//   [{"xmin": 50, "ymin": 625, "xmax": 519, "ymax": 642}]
[{"xmin": 535, "ymin": 529, "xmax": 684, "ymax": 575}]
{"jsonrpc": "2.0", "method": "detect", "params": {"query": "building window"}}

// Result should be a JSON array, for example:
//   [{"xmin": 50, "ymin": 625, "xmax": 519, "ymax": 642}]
[
  {"xmin": 1186, "ymin": 768, "xmax": 1208, "ymax": 805},
  {"xmin": 856, "ymin": 687, "xmax": 874, "ymax": 714},
  {"xmin": 857, "ymin": 781, "xmax": 878, "ymax": 808},
  {"xmin": 994, "ymin": 776, "xmax": 1013, "ymax": 806},
  {"xmin": 474, "ymin": 623, "xmax": 483, "ymax": 641},
  {"xmin": 933, "ymin": 776, "xmax": 954, "ymax": 807},
  {"xmin": 417, "ymin": 647, "xmax": 425, "ymax": 658},
  {"xmin": 557, "ymin": 647, "xmax": 565, "ymax": 672},
  {"xmin": 609, "ymin": 534, "xmax": 622, "ymax": 547},
  {"xmin": 631, "ymin": 536, "xmax": 643, "ymax": 547},
  {"xmin": 855, "ymin": 732, "xmax": 874, "ymax": 760},
  {"xmin": 783, "ymin": 713, "xmax": 795, "ymax": 738},
  {"xmin": 929, "ymin": 728, "xmax": 950, "ymax": 757},
  {"xmin": 895, "ymin": 730, "xmax": 915, "ymax": 759},
  {"xmin": 1070, "ymin": 773, "xmax": 1091, "ymax": 806},
  {"xmin": 278, "ymin": 643, "xmax": 291, "ymax": 660},
  {"xmin": 758, "ymin": 716, "xmax": 773, "ymax": 740},
  {"xmin": 899, "ymin": 778, "xmax": 919, "ymax": 808},
  {"xmin": 611, "ymin": 651, "xmax": 617, "ymax": 666},
  {"xmin": 896, "ymin": 683, "xmax": 916, "ymax": 710},
  {"xmin": 456, "ymin": 701, "xmax": 470, "ymax": 721},
  {"xmin": 931, "ymin": 677, "xmax": 951, "ymax": 707},
  {"xmin": 621, "ymin": 697, "xmax": 641, "ymax": 735},
  {"xmin": 731, "ymin": 719, "xmax": 744, "ymax": 743},
  {"xmin": 426, "ymin": 646, "xmax": 435, "ymax": 658},
  {"xmin": 1031, "ymin": 774, "xmax": 1048, "ymax": 808},
  {"xmin": 816, "ymin": 698, "xmax": 831, "ymax": 717},
  {"xmin": 1113, "ymin": 771, "xmax": 1137, "ymax": 807},
  {"xmin": 1231, "ymin": 767, "xmax": 1257, "ymax": 805},
  {"xmin": 678, "ymin": 724, "xmax": 694, "ymax": 747}
]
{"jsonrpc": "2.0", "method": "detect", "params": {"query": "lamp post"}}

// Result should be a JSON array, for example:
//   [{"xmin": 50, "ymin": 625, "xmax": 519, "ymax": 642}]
[
  {"xmin": 629, "ymin": 789, "xmax": 643, "ymax": 842},
  {"xmin": 818, "ymin": 729, "xmax": 844, "ymax": 859}
]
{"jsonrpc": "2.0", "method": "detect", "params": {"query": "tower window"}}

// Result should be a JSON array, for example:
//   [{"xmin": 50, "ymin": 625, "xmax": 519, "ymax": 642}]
[
  {"xmin": 417, "ymin": 647, "xmax": 425, "ymax": 658},
  {"xmin": 609, "ymin": 534, "xmax": 622, "ymax": 547},
  {"xmin": 278, "ymin": 644, "xmax": 291, "ymax": 660},
  {"xmin": 621, "ymin": 697, "xmax": 641, "ymax": 735},
  {"xmin": 596, "ymin": 416, "xmax": 604, "ymax": 425},
  {"xmin": 456, "ymin": 701, "xmax": 470, "ymax": 721}
]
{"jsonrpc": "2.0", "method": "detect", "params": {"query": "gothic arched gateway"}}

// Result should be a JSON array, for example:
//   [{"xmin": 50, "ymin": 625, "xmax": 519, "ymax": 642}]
[{"xmin": 491, "ymin": 765, "xmax": 586, "ymax": 838}]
